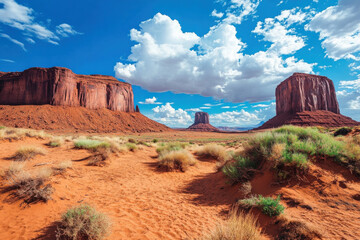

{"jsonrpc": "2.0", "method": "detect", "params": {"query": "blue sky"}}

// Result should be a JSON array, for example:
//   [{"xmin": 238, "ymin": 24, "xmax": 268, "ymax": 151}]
[{"xmin": 1, "ymin": 0, "xmax": 360, "ymax": 128}]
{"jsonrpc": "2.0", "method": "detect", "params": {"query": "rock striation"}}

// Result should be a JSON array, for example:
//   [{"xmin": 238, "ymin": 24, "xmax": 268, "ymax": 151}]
[
  {"xmin": 0, "ymin": 67, "xmax": 134, "ymax": 112},
  {"xmin": 187, "ymin": 112, "xmax": 219, "ymax": 132},
  {"xmin": 259, "ymin": 73, "xmax": 358, "ymax": 129}
]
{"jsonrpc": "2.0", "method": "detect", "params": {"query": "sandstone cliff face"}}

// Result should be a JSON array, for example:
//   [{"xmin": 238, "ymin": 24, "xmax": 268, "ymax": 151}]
[
  {"xmin": 0, "ymin": 67, "xmax": 134, "ymax": 112},
  {"xmin": 188, "ymin": 112, "xmax": 219, "ymax": 132},
  {"xmin": 276, "ymin": 73, "xmax": 339, "ymax": 115}
]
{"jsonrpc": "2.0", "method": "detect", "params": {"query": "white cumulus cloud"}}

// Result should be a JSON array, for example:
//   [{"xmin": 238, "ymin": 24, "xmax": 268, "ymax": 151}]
[
  {"xmin": 0, "ymin": 0, "xmax": 80, "ymax": 45},
  {"xmin": 152, "ymin": 103, "xmax": 192, "ymax": 127},
  {"xmin": 139, "ymin": 96, "xmax": 162, "ymax": 104},
  {"xmin": 115, "ymin": 13, "xmax": 314, "ymax": 103},
  {"xmin": 307, "ymin": 0, "xmax": 360, "ymax": 60}
]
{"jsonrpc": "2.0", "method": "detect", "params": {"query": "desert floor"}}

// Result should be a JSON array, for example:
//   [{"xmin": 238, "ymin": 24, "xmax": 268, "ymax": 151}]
[{"xmin": 0, "ymin": 130, "xmax": 359, "ymax": 239}]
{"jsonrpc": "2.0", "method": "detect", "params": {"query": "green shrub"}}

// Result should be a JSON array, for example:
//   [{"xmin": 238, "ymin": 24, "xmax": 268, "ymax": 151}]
[
  {"xmin": 152, "ymin": 138, "xmax": 159, "ymax": 143},
  {"xmin": 126, "ymin": 143, "xmax": 137, "ymax": 152},
  {"xmin": 56, "ymin": 205, "xmax": 110, "ymax": 240},
  {"xmin": 239, "ymin": 195, "xmax": 285, "ymax": 217},
  {"xmin": 222, "ymin": 156, "xmax": 258, "ymax": 183},
  {"xmin": 257, "ymin": 195, "xmax": 285, "ymax": 217},
  {"xmin": 156, "ymin": 142, "xmax": 188, "ymax": 155},
  {"xmin": 223, "ymin": 125, "xmax": 355, "ymax": 181}
]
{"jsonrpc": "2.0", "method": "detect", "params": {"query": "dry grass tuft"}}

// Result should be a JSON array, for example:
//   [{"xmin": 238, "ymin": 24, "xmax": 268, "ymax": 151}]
[
  {"xmin": 5, "ymin": 166, "xmax": 53, "ymax": 205},
  {"xmin": 277, "ymin": 217, "xmax": 322, "ymax": 240},
  {"xmin": 203, "ymin": 212, "xmax": 261, "ymax": 240},
  {"xmin": 48, "ymin": 137, "xmax": 65, "ymax": 147},
  {"xmin": 13, "ymin": 146, "xmax": 46, "ymax": 161},
  {"xmin": 158, "ymin": 149, "xmax": 196, "ymax": 172},
  {"xmin": 196, "ymin": 144, "xmax": 230, "ymax": 163},
  {"xmin": 0, "ymin": 127, "xmax": 50, "ymax": 141},
  {"xmin": 87, "ymin": 149, "xmax": 110, "ymax": 167},
  {"xmin": 53, "ymin": 161, "xmax": 73, "ymax": 174},
  {"xmin": 56, "ymin": 205, "xmax": 111, "ymax": 240}
]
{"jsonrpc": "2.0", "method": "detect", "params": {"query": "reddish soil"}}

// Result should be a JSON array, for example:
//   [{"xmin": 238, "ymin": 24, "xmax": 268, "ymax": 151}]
[
  {"xmin": 187, "ymin": 123, "xmax": 219, "ymax": 132},
  {"xmin": 0, "ymin": 132, "xmax": 359, "ymax": 239},
  {"xmin": 258, "ymin": 110, "xmax": 359, "ymax": 129},
  {"xmin": 0, "ymin": 138, "xmax": 240, "ymax": 240},
  {"xmin": 0, "ymin": 105, "xmax": 171, "ymax": 133},
  {"xmin": 250, "ymin": 159, "xmax": 360, "ymax": 239}
]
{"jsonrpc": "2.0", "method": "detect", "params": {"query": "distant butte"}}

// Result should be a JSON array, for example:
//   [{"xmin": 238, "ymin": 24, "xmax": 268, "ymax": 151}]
[
  {"xmin": 259, "ymin": 73, "xmax": 359, "ymax": 129},
  {"xmin": 187, "ymin": 112, "xmax": 219, "ymax": 132}
]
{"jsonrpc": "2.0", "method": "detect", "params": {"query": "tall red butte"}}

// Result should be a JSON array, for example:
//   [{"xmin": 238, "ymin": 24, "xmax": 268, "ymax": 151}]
[
  {"xmin": 259, "ymin": 73, "xmax": 358, "ymax": 129},
  {"xmin": 0, "ymin": 67, "xmax": 170, "ymax": 133}
]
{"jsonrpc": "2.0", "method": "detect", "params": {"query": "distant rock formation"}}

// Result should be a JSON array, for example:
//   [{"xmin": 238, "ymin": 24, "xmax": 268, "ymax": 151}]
[
  {"xmin": 259, "ymin": 73, "xmax": 358, "ymax": 129},
  {"xmin": 135, "ymin": 105, "xmax": 140, "ymax": 113},
  {"xmin": 187, "ymin": 112, "xmax": 219, "ymax": 132},
  {"xmin": 0, "ymin": 67, "xmax": 134, "ymax": 112}
]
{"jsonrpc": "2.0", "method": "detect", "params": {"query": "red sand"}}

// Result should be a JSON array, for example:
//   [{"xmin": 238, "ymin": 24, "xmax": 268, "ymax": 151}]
[
  {"xmin": 0, "ymin": 134, "xmax": 359, "ymax": 239},
  {"xmin": 0, "ymin": 105, "xmax": 171, "ymax": 133}
]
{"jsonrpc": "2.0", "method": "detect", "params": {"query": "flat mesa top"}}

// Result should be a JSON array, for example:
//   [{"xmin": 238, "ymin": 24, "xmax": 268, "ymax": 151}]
[{"xmin": 0, "ymin": 66, "xmax": 130, "ymax": 86}]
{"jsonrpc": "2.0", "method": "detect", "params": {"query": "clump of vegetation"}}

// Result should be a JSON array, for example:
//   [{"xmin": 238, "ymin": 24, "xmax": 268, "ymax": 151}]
[
  {"xmin": 334, "ymin": 127, "xmax": 352, "ymax": 137},
  {"xmin": 74, "ymin": 139, "xmax": 111, "ymax": 152},
  {"xmin": 222, "ymin": 125, "xmax": 360, "ymax": 182},
  {"xmin": 128, "ymin": 138, "xmax": 137, "ymax": 143},
  {"xmin": 0, "ymin": 127, "xmax": 49, "ymax": 141},
  {"xmin": 203, "ymin": 212, "xmax": 261, "ymax": 240},
  {"xmin": 56, "ymin": 205, "xmax": 110, "ymax": 240},
  {"xmin": 5, "ymin": 166, "xmax": 53, "ymax": 205},
  {"xmin": 195, "ymin": 144, "xmax": 230, "ymax": 163},
  {"xmin": 87, "ymin": 150, "xmax": 109, "ymax": 167},
  {"xmin": 238, "ymin": 195, "xmax": 285, "ymax": 217},
  {"xmin": 156, "ymin": 142, "xmax": 188, "ymax": 155},
  {"xmin": 222, "ymin": 155, "xmax": 259, "ymax": 183},
  {"xmin": 13, "ymin": 146, "xmax": 46, "ymax": 161},
  {"xmin": 48, "ymin": 137, "xmax": 65, "ymax": 147},
  {"xmin": 126, "ymin": 143, "xmax": 137, "ymax": 152},
  {"xmin": 152, "ymin": 138, "xmax": 159, "ymax": 143},
  {"xmin": 158, "ymin": 149, "xmax": 196, "ymax": 172},
  {"xmin": 53, "ymin": 161, "xmax": 73, "ymax": 174}
]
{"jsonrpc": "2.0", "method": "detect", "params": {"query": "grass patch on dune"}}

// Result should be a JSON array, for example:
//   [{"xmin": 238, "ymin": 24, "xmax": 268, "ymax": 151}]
[
  {"xmin": 203, "ymin": 212, "xmax": 261, "ymax": 240},
  {"xmin": 158, "ymin": 149, "xmax": 196, "ymax": 172},
  {"xmin": 74, "ymin": 139, "xmax": 111, "ymax": 152},
  {"xmin": 156, "ymin": 142, "xmax": 188, "ymax": 155},
  {"xmin": 13, "ymin": 146, "xmax": 46, "ymax": 161},
  {"xmin": 56, "ymin": 205, "xmax": 111, "ymax": 240},
  {"xmin": 222, "ymin": 125, "xmax": 360, "ymax": 182},
  {"xmin": 238, "ymin": 195, "xmax": 285, "ymax": 217}
]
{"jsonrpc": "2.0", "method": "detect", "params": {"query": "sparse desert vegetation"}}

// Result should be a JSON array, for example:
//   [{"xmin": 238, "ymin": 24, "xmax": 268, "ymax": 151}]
[
  {"xmin": 238, "ymin": 195, "xmax": 285, "ymax": 217},
  {"xmin": 56, "ymin": 205, "xmax": 111, "ymax": 240},
  {"xmin": 158, "ymin": 149, "xmax": 196, "ymax": 172},
  {"xmin": 3, "ymin": 165, "xmax": 53, "ymax": 205},
  {"xmin": 203, "ymin": 212, "xmax": 261, "ymax": 240},
  {"xmin": 0, "ymin": 126, "xmax": 359, "ymax": 239},
  {"xmin": 12, "ymin": 146, "xmax": 46, "ymax": 161}
]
